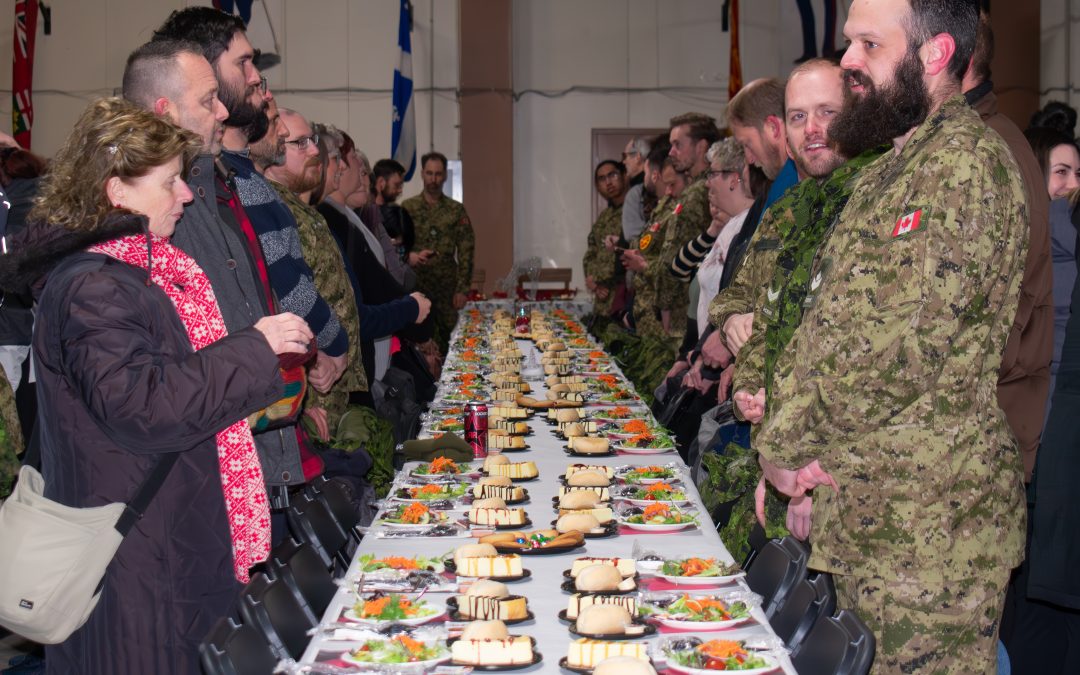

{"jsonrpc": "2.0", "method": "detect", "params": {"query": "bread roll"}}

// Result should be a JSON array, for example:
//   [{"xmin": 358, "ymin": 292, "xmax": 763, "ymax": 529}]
[
  {"xmin": 576, "ymin": 604, "xmax": 631, "ymax": 635},
  {"xmin": 461, "ymin": 620, "xmax": 509, "ymax": 641},
  {"xmin": 576, "ymin": 563, "xmax": 623, "ymax": 592},
  {"xmin": 484, "ymin": 454, "xmax": 510, "ymax": 470},
  {"xmin": 557, "ymin": 513, "xmax": 600, "ymax": 534},
  {"xmin": 473, "ymin": 497, "xmax": 507, "ymax": 509},
  {"xmin": 454, "ymin": 543, "xmax": 498, "ymax": 567},
  {"xmin": 567, "ymin": 470, "xmax": 610, "ymax": 487},
  {"xmin": 479, "ymin": 475, "xmax": 513, "ymax": 487},
  {"xmin": 560, "ymin": 491, "xmax": 602, "ymax": 509},
  {"xmin": 465, "ymin": 580, "xmax": 510, "ymax": 598},
  {"xmin": 564, "ymin": 423, "xmax": 585, "ymax": 438},
  {"xmin": 594, "ymin": 656, "xmax": 657, "ymax": 675},
  {"xmin": 573, "ymin": 437, "xmax": 609, "ymax": 455},
  {"xmin": 555, "ymin": 408, "xmax": 581, "ymax": 423}
]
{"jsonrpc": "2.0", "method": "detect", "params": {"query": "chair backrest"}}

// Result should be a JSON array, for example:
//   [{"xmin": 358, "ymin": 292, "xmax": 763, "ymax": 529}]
[
  {"xmin": 768, "ymin": 572, "xmax": 837, "ymax": 650},
  {"xmin": 270, "ymin": 538, "xmax": 339, "ymax": 622},
  {"xmin": 790, "ymin": 608, "xmax": 876, "ymax": 675},
  {"xmin": 743, "ymin": 522, "xmax": 770, "ymax": 569},
  {"xmin": 308, "ymin": 476, "xmax": 362, "ymax": 550},
  {"xmin": 199, "ymin": 616, "xmax": 279, "ymax": 675},
  {"xmin": 286, "ymin": 493, "xmax": 350, "ymax": 575},
  {"xmin": 744, "ymin": 536, "xmax": 810, "ymax": 618},
  {"xmin": 238, "ymin": 573, "xmax": 315, "ymax": 661},
  {"xmin": 517, "ymin": 267, "xmax": 572, "ymax": 290}
]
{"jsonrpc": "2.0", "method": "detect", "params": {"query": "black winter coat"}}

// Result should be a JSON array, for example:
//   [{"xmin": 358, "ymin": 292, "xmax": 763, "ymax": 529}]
[{"xmin": 1, "ymin": 214, "xmax": 283, "ymax": 674}]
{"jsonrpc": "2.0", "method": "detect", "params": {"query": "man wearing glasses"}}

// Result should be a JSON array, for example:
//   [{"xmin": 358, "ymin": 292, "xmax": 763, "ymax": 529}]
[{"xmin": 621, "ymin": 136, "xmax": 652, "ymax": 244}]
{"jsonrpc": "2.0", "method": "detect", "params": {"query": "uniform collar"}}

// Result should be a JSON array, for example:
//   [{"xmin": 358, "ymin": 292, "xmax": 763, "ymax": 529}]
[{"xmin": 897, "ymin": 95, "xmax": 970, "ymax": 159}]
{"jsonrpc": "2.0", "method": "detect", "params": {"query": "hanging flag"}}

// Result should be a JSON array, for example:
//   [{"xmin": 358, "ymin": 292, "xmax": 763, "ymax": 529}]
[
  {"xmin": 12, "ymin": 0, "xmax": 38, "ymax": 148},
  {"xmin": 212, "ymin": 0, "xmax": 254, "ymax": 25},
  {"xmin": 728, "ymin": 0, "xmax": 743, "ymax": 101},
  {"xmin": 392, "ymin": 0, "xmax": 416, "ymax": 181}
]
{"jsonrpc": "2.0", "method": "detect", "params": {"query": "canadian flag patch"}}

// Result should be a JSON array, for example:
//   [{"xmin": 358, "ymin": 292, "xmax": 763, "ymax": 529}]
[{"xmin": 891, "ymin": 210, "xmax": 923, "ymax": 238}]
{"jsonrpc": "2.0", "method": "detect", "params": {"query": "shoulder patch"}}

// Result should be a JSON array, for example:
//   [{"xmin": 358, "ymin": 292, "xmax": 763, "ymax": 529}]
[{"xmin": 891, "ymin": 209, "xmax": 923, "ymax": 238}]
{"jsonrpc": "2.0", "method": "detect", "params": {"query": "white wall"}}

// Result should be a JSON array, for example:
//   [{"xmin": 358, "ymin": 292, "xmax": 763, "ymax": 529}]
[
  {"xmin": 1041, "ymin": 0, "xmax": 1080, "ymax": 124},
  {"xmin": 0, "ymin": 0, "xmax": 460, "ymax": 197}
]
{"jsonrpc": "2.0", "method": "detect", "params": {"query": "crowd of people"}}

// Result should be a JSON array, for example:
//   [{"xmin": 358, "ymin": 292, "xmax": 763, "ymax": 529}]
[
  {"xmin": 581, "ymin": 1, "xmax": 1080, "ymax": 673},
  {"xmin": 0, "ymin": 0, "xmax": 1077, "ymax": 673},
  {"xmin": 0, "ymin": 6, "xmax": 475, "ymax": 673}
]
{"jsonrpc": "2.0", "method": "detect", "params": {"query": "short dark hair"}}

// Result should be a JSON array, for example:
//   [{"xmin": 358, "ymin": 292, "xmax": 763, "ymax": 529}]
[
  {"xmin": 645, "ymin": 135, "xmax": 671, "ymax": 171},
  {"xmin": 726, "ymin": 78, "xmax": 785, "ymax": 129},
  {"xmin": 669, "ymin": 112, "xmax": 722, "ymax": 147},
  {"xmin": 1029, "ymin": 101, "xmax": 1078, "ymax": 138},
  {"xmin": 594, "ymin": 160, "xmax": 625, "ymax": 181},
  {"xmin": 421, "ymin": 151, "xmax": 448, "ymax": 171},
  {"xmin": 152, "ymin": 7, "xmax": 246, "ymax": 66},
  {"xmin": 905, "ymin": 0, "xmax": 980, "ymax": 81},
  {"xmin": 0, "ymin": 147, "xmax": 46, "ymax": 186},
  {"xmin": 1024, "ymin": 127, "xmax": 1079, "ymax": 179},
  {"xmin": 122, "ymin": 39, "xmax": 203, "ymax": 110},
  {"xmin": 372, "ymin": 158, "xmax": 406, "ymax": 184}
]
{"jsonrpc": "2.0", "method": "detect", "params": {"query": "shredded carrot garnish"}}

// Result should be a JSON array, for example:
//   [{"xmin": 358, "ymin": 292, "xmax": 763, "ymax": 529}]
[
  {"xmin": 622, "ymin": 420, "xmax": 650, "ymax": 434},
  {"xmin": 375, "ymin": 556, "xmax": 419, "ymax": 570},
  {"xmin": 401, "ymin": 502, "xmax": 430, "ymax": 524},
  {"xmin": 698, "ymin": 640, "xmax": 746, "ymax": 659},
  {"xmin": 643, "ymin": 503, "xmax": 671, "ymax": 519},
  {"xmin": 362, "ymin": 596, "xmax": 391, "ymax": 616},
  {"xmin": 646, "ymin": 482, "xmax": 674, "ymax": 494},
  {"xmin": 680, "ymin": 557, "xmax": 715, "ymax": 576},
  {"xmin": 430, "ymin": 456, "xmax": 460, "ymax": 473}
]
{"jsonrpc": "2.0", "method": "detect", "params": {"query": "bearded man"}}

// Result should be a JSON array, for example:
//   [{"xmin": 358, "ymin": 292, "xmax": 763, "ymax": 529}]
[{"xmin": 753, "ymin": 0, "xmax": 1029, "ymax": 671}]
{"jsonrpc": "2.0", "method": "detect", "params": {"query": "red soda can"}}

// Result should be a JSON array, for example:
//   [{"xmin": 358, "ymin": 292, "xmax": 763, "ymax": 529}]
[{"xmin": 464, "ymin": 401, "xmax": 489, "ymax": 459}]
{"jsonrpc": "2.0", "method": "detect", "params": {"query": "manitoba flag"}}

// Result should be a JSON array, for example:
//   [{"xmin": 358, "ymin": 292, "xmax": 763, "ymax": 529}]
[{"xmin": 12, "ymin": 0, "xmax": 38, "ymax": 148}]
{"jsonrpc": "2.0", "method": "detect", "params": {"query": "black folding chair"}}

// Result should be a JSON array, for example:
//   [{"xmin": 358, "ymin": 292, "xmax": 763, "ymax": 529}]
[
  {"xmin": 790, "ymin": 609, "xmax": 876, "ymax": 675},
  {"xmin": 199, "ymin": 616, "xmax": 279, "ymax": 675},
  {"xmin": 743, "ymin": 522, "xmax": 771, "ymax": 570},
  {"xmin": 238, "ymin": 572, "xmax": 316, "ymax": 661},
  {"xmin": 768, "ymin": 572, "xmax": 837, "ymax": 650},
  {"xmin": 285, "ymin": 492, "xmax": 351, "ymax": 576},
  {"xmin": 307, "ymin": 475, "xmax": 362, "ymax": 550},
  {"xmin": 745, "ymin": 536, "xmax": 810, "ymax": 618},
  {"xmin": 269, "ymin": 537, "xmax": 339, "ymax": 624}
]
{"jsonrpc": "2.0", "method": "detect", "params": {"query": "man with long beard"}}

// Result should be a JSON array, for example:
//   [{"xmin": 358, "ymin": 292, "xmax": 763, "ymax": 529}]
[{"xmin": 753, "ymin": 0, "xmax": 1028, "ymax": 671}]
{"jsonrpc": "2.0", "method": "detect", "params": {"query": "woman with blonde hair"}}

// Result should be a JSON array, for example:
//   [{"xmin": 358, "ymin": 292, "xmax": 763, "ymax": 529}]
[{"xmin": 0, "ymin": 97, "xmax": 312, "ymax": 674}]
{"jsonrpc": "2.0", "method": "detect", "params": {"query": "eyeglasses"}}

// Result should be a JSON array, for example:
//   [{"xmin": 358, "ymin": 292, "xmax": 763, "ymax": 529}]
[
  {"xmin": 258, "ymin": 76, "xmax": 268, "ymax": 94},
  {"xmin": 284, "ymin": 133, "xmax": 319, "ymax": 151},
  {"xmin": 596, "ymin": 171, "xmax": 621, "ymax": 183}
]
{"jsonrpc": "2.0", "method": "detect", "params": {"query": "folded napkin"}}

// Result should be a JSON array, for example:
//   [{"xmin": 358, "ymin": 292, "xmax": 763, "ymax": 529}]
[{"xmin": 401, "ymin": 433, "xmax": 474, "ymax": 462}]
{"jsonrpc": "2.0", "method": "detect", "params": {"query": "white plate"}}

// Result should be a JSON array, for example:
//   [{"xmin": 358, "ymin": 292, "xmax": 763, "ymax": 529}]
[
  {"xmin": 656, "ymin": 572, "xmax": 746, "ymax": 586},
  {"xmin": 620, "ymin": 520, "xmax": 697, "ymax": 533},
  {"xmin": 378, "ymin": 516, "xmax": 451, "ymax": 529},
  {"xmin": 621, "ymin": 476, "xmax": 677, "ymax": 485},
  {"xmin": 665, "ymin": 653, "xmax": 781, "ymax": 675},
  {"xmin": 615, "ymin": 444, "xmax": 676, "ymax": 455},
  {"xmin": 342, "ymin": 607, "xmax": 446, "ymax": 626},
  {"xmin": 341, "ymin": 650, "xmax": 451, "ymax": 669},
  {"xmin": 408, "ymin": 469, "xmax": 478, "ymax": 482},
  {"xmin": 654, "ymin": 615, "xmax": 752, "ymax": 631}
]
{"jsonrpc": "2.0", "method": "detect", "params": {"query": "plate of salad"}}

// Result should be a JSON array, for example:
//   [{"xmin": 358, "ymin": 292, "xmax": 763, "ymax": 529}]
[
  {"xmin": 606, "ymin": 419, "xmax": 665, "ymax": 440},
  {"xmin": 620, "ymin": 503, "xmax": 698, "ymax": 532},
  {"xmin": 619, "ymin": 465, "xmax": 678, "ymax": 485},
  {"xmin": 393, "ymin": 483, "xmax": 469, "ymax": 502},
  {"xmin": 410, "ymin": 456, "xmax": 475, "ymax": 481},
  {"xmin": 618, "ymin": 482, "xmax": 690, "ymax": 506},
  {"xmin": 379, "ymin": 502, "xmax": 452, "ymax": 529},
  {"xmin": 663, "ymin": 639, "xmax": 780, "ymax": 674},
  {"xmin": 342, "ymin": 635, "xmax": 451, "ymax": 668},
  {"xmin": 358, "ymin": 554, "xmax": 446, "ymax": 574},
  {"xmin": 344, "ymin": 593, "xmax": 445, "ymax": 626},
  {"xmin": 657, "ymin": 558, "xmax": 744, "ymax": 585},
  {"xmin": 613, "ymin": 431, "xmax": 676, "ymax": 454},
  {"xmin": 640, "ymin": 594, "xmax": 754, "ymax": 631}
]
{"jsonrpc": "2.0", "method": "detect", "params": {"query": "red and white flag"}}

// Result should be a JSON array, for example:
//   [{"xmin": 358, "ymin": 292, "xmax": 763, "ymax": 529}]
[{"xmin": 12, "ymin": 0, "xmax": 38, "ymax": 148}]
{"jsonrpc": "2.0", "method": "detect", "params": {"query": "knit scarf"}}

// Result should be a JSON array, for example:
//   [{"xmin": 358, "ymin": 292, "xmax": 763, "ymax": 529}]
[
  {"xmin": 88, "ymin": 234, "xmax": 270, "ymax": 582},
  {"xmin": 761, "ymin": 148, "xmax": 886, "ymax": 400}
]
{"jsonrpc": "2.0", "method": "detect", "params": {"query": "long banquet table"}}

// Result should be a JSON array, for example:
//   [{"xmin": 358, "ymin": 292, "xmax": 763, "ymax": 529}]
[{"xmin": 298, "ymin": 301, "xmax": 797, "ymax": 674}]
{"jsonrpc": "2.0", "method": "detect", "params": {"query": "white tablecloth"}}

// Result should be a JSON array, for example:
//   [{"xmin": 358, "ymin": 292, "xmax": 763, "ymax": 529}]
[{"xmin": 299, "ymin": 319, "xmax": 797, "ymax": 673}]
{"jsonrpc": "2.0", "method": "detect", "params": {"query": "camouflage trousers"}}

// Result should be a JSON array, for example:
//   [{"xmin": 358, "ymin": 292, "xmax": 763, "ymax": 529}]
[{"xmin": 833, "ymin": 570, "xmax": 1009, "ymax": 674}]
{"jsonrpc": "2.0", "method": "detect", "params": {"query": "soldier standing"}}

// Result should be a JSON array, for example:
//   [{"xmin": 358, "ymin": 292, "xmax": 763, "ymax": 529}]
[
  {"xmin": 752, "ymin": 0, "xmax": 1028, "ymax": 671},
  {"xmin": 402, "ymin": 152, "xmax": 474, "ymax": 348},
  {"xmin": 583, "ymin": 160, "xmax": 627, "ymax": 318}
]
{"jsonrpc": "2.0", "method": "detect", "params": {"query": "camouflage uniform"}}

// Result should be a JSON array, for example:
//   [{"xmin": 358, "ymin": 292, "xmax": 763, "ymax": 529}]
[
  {"xmin": 632, "ymin": 196, "xmax": 675, "ymax": 340},
  {"xmin": 401, "ymin": 194, "xmax": 474, "ymax": 346},
  {"xmin": 654, "ymin": 175, "xmax": 710, "ymax": 340},
  {"xmin": 272, "ymin": 182, "xmax": 368, "ymax": 431},
  {"xmin": 0, "ymin": 373, "xmax": 22, "ymax": 498},
  {"xmin": 582, "ymin": 203, "xmax": 623, "ymax": 316},
  {"xmin": 755, "ymin": 98, "xmax": 1028, "ymax": 672}
]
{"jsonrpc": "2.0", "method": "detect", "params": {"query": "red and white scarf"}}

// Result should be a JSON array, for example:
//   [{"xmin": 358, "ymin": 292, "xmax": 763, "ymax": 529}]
[{"xmin": 88, "ymin": 234, "xmax": 270, "ymax": 583}]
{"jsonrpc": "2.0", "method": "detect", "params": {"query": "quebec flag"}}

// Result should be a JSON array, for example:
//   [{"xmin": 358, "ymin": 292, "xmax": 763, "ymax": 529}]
[{"xmin": 391, "ymin": 0, "xmax": 416, "ymax": 181}]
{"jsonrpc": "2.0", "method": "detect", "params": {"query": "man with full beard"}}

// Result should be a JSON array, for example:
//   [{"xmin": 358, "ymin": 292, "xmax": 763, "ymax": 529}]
[{"xmin": 753, "ymin": 0, "xmax": 1028, "ymax": 670}]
